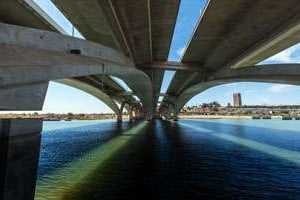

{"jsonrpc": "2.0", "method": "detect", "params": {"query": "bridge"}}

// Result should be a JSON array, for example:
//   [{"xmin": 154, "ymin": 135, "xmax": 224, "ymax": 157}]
[
  {"xmin": 1, "ymin": 0, "xmax": 300, "ymax": 199},
  {"xmin": 0, "ymin": 0, "xmax": 300, "ymax": 123}
]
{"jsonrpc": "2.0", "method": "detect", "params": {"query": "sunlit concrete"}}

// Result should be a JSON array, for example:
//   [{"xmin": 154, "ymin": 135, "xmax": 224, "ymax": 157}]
[
  {"xmin": 51, "ymin": 0, "xmax": 180, "ymax": 110},
  {"xmin": 0, "ymin": 22, "xmax": 153, "ymax": 115}
]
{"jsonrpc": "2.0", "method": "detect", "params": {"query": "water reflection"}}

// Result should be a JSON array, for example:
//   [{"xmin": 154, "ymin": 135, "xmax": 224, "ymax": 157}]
[
  {"xmin": 38, "ymin": 121, "xmax": 131, "ymax": 178},
  {"xmin": 35, "ymin": 121, "xmax": 147, "ymax": 200},
  {"xmin": 178, "ymin": 122, "xmax": 300, "ymax": 165},
  {"xmin": 35, "ymin": 120, "xmax": 300, "ymax": 200}
]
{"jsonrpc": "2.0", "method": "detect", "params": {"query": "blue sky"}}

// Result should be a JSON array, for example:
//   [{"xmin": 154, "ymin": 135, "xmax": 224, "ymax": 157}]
[{"xmin": 20, "ymin": 0, "xmax": 300, "ymax": 113}]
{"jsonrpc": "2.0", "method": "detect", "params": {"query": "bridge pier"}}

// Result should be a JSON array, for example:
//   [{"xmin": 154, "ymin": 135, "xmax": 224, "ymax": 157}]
[
  {"xmin": 0, "ymin": 119, "xmax": 42, "ymax": 200},
  {"xmin": 117, "ymin": 114, "xmax": 122, "ymax": 122},
  {"xmin": 172, "ymin": 116, "xmax": 178, "ymax": 121},
  {"xmin": 0, "ymin": 82, "xmax": 49, "ymax": 110},
  {"xmin": 129, "ymin": 111, "xmax": 134, "ymax": 121}
]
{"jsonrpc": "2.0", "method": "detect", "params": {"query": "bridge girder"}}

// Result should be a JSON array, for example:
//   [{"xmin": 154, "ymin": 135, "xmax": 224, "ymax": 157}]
[
  {"xmin": 160, "ymin": 64, "xmax": 300, "ymax": 116},
  {"xmin": 57, "ymin": 79, "xmax": 121, "ymax": 115},
  {"xmin": 0, "ymin": 22, "xmax": 153, "ymax": 115}
]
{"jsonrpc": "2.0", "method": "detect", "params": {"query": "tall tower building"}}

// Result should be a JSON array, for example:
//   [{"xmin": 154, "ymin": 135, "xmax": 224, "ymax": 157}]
[{"xmin": 233, "ymin": 93, "xmax": 242, "ymax": 107}]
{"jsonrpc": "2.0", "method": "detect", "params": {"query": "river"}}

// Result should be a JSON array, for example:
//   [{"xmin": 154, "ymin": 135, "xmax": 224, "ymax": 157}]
[{"xmin": 35, "ymin": 119, "xmax": 300, "ymax": 200}]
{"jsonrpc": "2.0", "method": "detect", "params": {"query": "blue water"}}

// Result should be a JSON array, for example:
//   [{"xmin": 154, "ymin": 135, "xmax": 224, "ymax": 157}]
[
  {"xmin": 38, "ymin": 120, "xmax": 135, "ymax": 178},
  {"xmin": 42, "ymin": 120, "xmax": 113, "ymax": 132},
  {"xmin": 36, "ymin": 119, "xmax": 300, "ymax": 200}
]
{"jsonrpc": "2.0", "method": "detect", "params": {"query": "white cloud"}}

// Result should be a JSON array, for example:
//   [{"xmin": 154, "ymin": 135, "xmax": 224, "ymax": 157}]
[{"xmin": 268, "ymin": 84, "xmax": 294, "ymax": 93}]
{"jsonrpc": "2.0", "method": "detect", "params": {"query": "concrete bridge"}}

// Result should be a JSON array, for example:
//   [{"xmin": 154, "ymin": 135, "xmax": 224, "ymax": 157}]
[
  {"xmin": 1, "ymin": 0, "xmax": 300, "ymax": 199},
  {"xmin": 0, "ymin": 0, "xmax": 300, "ymax": 122}
]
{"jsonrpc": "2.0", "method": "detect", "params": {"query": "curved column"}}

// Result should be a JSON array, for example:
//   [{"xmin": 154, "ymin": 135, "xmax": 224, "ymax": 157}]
[
  {"xmin": 116, "ymin": 102, "xmax": 127, "ymax": 122},
  {"xmin": 169, "ymin": 64, "xmax": 300, "ymax": 115},
  {"xmin": 56, "ymin": 79, "xmax": 121, "ymax": 115},
  {"xmin": 0, "ymin": 23, "xmax": 153, "ymax": 114}
]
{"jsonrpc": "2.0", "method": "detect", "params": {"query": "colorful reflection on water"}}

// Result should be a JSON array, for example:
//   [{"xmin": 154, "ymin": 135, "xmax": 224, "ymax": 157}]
[{"xmin": 35, "ymin": 119, "xmax": 300, "ymax": 200}]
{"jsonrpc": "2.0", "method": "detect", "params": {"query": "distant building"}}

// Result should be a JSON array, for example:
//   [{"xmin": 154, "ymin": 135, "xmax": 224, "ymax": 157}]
[{"xmin": 233, "ymin": 93, "xmax": 242, "ymax": 107}]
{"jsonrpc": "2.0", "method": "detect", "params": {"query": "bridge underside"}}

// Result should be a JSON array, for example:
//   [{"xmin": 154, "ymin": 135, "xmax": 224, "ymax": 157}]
[
  {"xmin": 0, "ymin": 0, "xmax": 300, "ymax": 121},
  {"xmin": 160, "ymin": 64, "xmax": 300, "ymax": 118},
  {"xmin": 0, "ymin": 22, "xmax": 151, "ymax": 120},
  {"xmin": 160, "ymin": 0, "xmax": 300, "ymax": 119}
]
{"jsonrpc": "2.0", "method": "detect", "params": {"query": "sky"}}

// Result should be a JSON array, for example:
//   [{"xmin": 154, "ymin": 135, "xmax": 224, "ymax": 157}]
[{"xmin": 12, "ymin": 0, "xmax": 300, "ymax": 113}]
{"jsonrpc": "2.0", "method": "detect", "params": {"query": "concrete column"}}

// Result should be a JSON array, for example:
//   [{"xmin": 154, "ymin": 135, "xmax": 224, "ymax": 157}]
[
  {"xmin": 146, "ymin": 112, "xmax": 153, "ymax": 121},
  {"xmin": 120, "ymin": 102, "xmax": 126, "ymax": 114},
  {"xmin": 0, "ymin": 82, "xmax": 49, "ymax": 111},
  {"xmin": 172, "ymin": 116, "xmax": 178, "ymax": 121},
  {"xmin": 0, "ymin": 119, "xmax": 42, "ymax": 200},
  {"xmin": 129, "ymin": 111, "xmax": 134, "ymax": 121},
  {"xmin": 117, "ymin": 114, "xmax": 122, "ymax": 122}
]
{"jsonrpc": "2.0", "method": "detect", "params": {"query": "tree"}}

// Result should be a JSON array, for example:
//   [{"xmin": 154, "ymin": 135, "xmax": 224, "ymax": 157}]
[
  {"xmin": 202, "ymin": 103, "xmax": 208, "ymax": 108},
  {"xmin": 212, "ymin": 101, "xmax": 221, "ymax": 107}
]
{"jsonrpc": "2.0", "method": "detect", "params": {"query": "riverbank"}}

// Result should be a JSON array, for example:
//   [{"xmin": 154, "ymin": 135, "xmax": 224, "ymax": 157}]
[
  {"xmin": 179, "ymin": 114, "xmax": 282, "ymax": 120},
  {"xmin": 0, "ymin": 113, "xmax": 117, "ymax": 121}
]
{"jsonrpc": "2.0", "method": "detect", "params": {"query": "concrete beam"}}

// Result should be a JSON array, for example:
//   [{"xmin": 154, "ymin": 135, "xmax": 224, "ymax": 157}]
[
  {"xmin": 0, "ymin": 82, "xmax": 48, "ymax": 111},
  {"xmin": 0, "ymin": 22, "xmax": 132, "ymax": 66},
  {"xmin": 20, "ymin": 0, "xmax": 68, "ymax": 34},
  {"xmin": 0, "ymin": 23, "xmax": 153, "ymax": 114},
  {"xmin": 116, "ymin": 91, "xmax": 134, "ymax": 96},
  {"xmin": 182, "ymin": 0, "xmax": 300, "ymax": 71},
  {"xmin": 139, "ymin": 61, "xmax": 202, "ymax": 71},
  {"xmin": 166, "ymin": 64, "xmax": 300, "ymax": 115},
  {"xmin": 156, "ymin": 93, "xmax": 169, "ymax": 97},
  {"xmin": 57, "ymin": 79, "xmax": 121, "ymax": 115},
  {"xmin": 231, "ymin": 19, "xmax": 300, "ymax": 68},
  {"xmin": 52, "ymin": 0, "xmax": 179, "ymax": 64},
  {"xmin": 107, "ymin": 0, "xmax": 135, "ymax": 61},
  {"xmin": 210, "ymin": 64, "xmax": 300, "ymax": 82},
  {"xmin": 0, "ymin": 0, "xmax": 59, "ymax": 33},
  {"xmin": 147, "ymin": 0, "xmax": 153, "ymax": 62}
]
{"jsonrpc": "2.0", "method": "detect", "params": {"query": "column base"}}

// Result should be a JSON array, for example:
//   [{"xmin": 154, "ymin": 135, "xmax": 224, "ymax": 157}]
[
  {"xmin": 0, "ymin": 118, "xmax": 42, "ymax": 200},
  {"xmin": 117, "ymin": 115, "xmax": 122, "ymax": 122}
]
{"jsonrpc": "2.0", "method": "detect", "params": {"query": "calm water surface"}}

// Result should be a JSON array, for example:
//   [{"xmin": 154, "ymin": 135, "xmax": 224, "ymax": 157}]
[{"xmin": 35, "ymin": 119, "xmax": 300, "ymax": 200}]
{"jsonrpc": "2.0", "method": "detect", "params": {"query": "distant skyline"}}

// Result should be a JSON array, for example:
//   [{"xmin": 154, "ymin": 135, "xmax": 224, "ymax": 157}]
[{"xmin": 3, "ymin": 0, "xmax": 300, "ymax": 114}]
